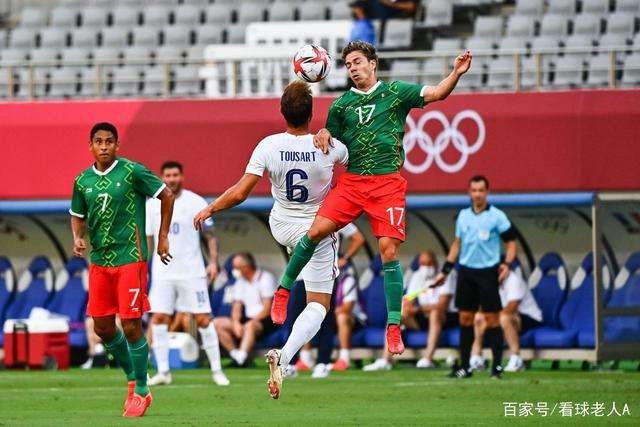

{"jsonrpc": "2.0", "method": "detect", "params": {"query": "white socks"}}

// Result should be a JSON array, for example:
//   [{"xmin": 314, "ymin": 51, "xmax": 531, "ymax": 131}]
[
  {"xmin": 199, "ymin": 323, "xmax": 222, "ymax": 372},
  {"xmin": 231, "ymin": 349, "xmax": 248, "ymax": 365},
  {"xmin": 151, "ymin": 323, "xmax": 170, "ymax": 374},
  {"xmin": 280, "ymin": 302, "xmax": 327, "ymax": 368},
  {"xmin": 339, "ymin": 349, "xmax": 350, "ymax": 362},
  {"xmin": 299, "ymin": 349, "xmax": 314, "ymax": 367}
]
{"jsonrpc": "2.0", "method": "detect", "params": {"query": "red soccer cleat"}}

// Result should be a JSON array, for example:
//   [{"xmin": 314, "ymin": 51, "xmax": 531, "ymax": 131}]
[
  {"xmin": 386, "ymin": 324, "xmax": 405, "ymax": 355},
  {"xmin": 123, "ymin": 392, "xmax": 153, "ymax": 417},
  {"xmin": 123, "ymin": 380, "xmax": 135, "ymax": 412},
  {"xmin": 270, "ymin": 287, "xmax": 290, "ymax": 325},
  {"xmin": 294, "ymin": 359, "xmax": 311, "ymax": 372},
  {"xmin": 331, "ymin": 359, "xmax": 350, "ymax": 371}
]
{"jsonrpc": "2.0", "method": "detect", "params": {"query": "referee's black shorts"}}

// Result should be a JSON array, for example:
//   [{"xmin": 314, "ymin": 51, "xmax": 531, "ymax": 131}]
[{"xmin": 455, "ymin": 265, "xmax": 502, "ymax": 313}]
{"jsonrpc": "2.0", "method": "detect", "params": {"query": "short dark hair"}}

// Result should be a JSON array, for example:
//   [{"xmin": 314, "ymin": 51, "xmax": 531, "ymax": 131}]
[
  {"xmin": 341, "ymin": 40, "xmax": 378, "ymax": 63},
  {"xmin": 469, "ymin": 175, "xmax": 490, "ymax": 189},
  {"xmin": 161, "ymin": 160, "xmax": 183, "ymax": 173},
  {"xmin": 90, "ymin": 122, "xmax": 118, "ymax": 141},
  {"xmin": 235, "ymin": 252, "xmax": 257, "ymax": 270},
  {"xmin": 281, "ymin": 80, "xmax": 313, "ymax": 128}
]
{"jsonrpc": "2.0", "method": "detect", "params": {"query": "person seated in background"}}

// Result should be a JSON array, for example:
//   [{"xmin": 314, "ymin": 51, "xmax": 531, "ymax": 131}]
[
  {"xmin": 471, "ymin": 268, "xmax": 542, "ymax": 372},
  {"xmin": 363, "ymin": 250, "xmax": 457, "ymax": 371},
  {"xmin": 82, "ymin": 316, "xmax": 121, "ymax": 369},
  {"xmin": 214, "ymin": 252, "xmax": 277, "ymax": 367},
  {"xmin": 332, "ymin": 264, "xmax": 367, "ymax": 371},
  {"xmin": 376, "ymin": 0, "xmax": 419, "ymax": 19},
  {"xmin": 349, "ymin": 1, "xmax": 376, "ymax": 45},
  {"xmin": 169, "ymin": 312, "xmax": 191, "ymax": 333}
]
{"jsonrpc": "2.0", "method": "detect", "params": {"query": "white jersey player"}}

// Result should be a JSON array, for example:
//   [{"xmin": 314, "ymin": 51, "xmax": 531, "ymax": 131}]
[
  {"xmin": 146, "ymin": 161, "xmax": 229, "ymax": 387},
  {"xmin": 194, "ymin": 81, "xmax": 349, "ymax": 399}
]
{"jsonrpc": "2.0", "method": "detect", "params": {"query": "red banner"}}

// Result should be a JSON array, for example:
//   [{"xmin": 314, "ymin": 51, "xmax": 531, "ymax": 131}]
[{"xmin": 1, "ymin": 90, "xmax": 639, "ymax": 199}]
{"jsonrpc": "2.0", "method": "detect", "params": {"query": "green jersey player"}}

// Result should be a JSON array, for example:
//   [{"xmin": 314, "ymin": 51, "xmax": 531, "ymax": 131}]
[
  {"xmin": 270, "ymin": 41, "xmax": 472, "ymax": 355},
  {"xmin": 70, "ymin": 122, "xmax": 175, "ymax": 417}
]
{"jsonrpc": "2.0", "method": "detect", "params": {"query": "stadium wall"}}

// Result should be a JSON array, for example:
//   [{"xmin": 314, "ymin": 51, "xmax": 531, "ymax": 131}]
[{"xmin": 1, "ymin": 89, "xmax": 639, "ymax": 199}]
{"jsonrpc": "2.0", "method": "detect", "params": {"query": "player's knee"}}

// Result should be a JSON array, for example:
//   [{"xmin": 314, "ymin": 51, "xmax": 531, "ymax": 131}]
[
  {"xmin": 93, "ymin": 322, "xmax": 116, "ymax": 342},
  {"xmin": 473, "ymin": 314, "xmax": 485, "ymax": 328},
  {"xmin": 484, "ymin": 312, "xmax": 500, "ymax": 328},
  {"xmin": 121, "ymin": 320, "xmax": 142, "ymax": 341},
  {"xmin": 499, "ymin": 312, "xmax": 512, "ymax": 327},
  {"xmin": 379, "ymin": 242, "xmax": 400, "ymax": 262},
  {"xmin": 195, "ymin": 314, "xmax": 211, "ymax": 329},
  {"xmin": 307, "ymin": 227, "xmax": 327, "ymax": 243},
  {"xmin": 459, "ymin": 312, "xmax": 475, "ymax": 326},
  {"xmin": 151, "ymin": 313, "xmax": 171, "ymax": 325}
]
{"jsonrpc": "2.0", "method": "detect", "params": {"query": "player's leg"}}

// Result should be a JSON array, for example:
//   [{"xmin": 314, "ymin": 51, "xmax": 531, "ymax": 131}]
[
  {"xmin": 378, "ymin": 236, "xmax": 405, "ymax": 354},
  {"xmin": 334, "ymin": 304, "xmax": 354, "ymax": 370},
  {"xmin": 451, "ymin": 266, "xmax": 479, "ymax": 377},
  {"xmin": 470, "ymin": 312, "xmax": 487, "ymax": 371},
  {"xmin": 502, "ymin": 311, "xmax": 524, "ymax": 372},
  {"xmin": 421, "ymin": 308, "xmax": 445, "ymax": 367},
  {"xmin": 479, "ymin": 267, "xmax": 504, "ymax": 377},
  {"xmin": 213, "ymin": 317, "xmax": 237, "ymax": 353},
  {"xmin": 313, "ymin": 289, "xmax": 336, "ymax": 378},
  {"xmin": 148, "ymin": 280, "xmax": 175, "ymax": 385}
]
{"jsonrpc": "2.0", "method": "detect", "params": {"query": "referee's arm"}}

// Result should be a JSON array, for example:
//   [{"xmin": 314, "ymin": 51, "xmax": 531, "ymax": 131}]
[
  {"xmin": 499, "ymin": 229, "xmax": 518, "ymax": 283},
  {"xmin": 432, "ymin": 237, "xmax": 461, "ymax": 288}
]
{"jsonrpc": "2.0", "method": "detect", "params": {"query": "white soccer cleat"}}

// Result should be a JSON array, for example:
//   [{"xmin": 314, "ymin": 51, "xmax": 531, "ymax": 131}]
[
  {"xmin": 80, "ymin": 357, "xmax": 94, "ymax": 370},
  {"xmin": 469, "ymin": 355, "xmax": 486, "ymax": 371},
  {"xmin": 311, "ymin": 363, "xmax": 331, "ymax": 379},
  {"xmin": 148, "ymin": 372, "xmax": 172, "ymax": 386},
  {"xmin": 416, "ymin": 357, "xmax": 434, "ymax": 368},
  {"xmin": 504, "ymin": 354, "xmax": 525, "ymax": 372},
  {"xmin": 362, "ymin": 358, "xmax": 392, "ymax": 372},
  {"xmin": 266, "ymin": 349, "xmax": 283, "ymax": 399},
  {"xmin": 282, "ymin": 364, "xmax": 298, "ymax": 378},
  {"xmin": 212, "ymin": 370, "xmax": 230, "ymax": 386}
]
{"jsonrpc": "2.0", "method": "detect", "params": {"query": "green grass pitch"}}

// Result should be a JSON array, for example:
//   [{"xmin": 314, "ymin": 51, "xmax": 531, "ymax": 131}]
[{"xmin": 0, "ymin": 363, "xmax": 638, "ymax": 426}]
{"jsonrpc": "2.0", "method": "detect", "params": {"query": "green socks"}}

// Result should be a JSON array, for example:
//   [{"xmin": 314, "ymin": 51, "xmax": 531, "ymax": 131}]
[
  {"xmin": 128, "ymin": 337, "xmax": 150, "ymax": 396},
  {"xmin": 104, "ymin": 330, "xmax": 135, "ymax": 382},
  {"xmin": 281, "ymin": 235, "xmax": 319, "ymax": 289},
  {"xmin": 383, "ymin": 260, "xmax": 403, "ymax": 325}
]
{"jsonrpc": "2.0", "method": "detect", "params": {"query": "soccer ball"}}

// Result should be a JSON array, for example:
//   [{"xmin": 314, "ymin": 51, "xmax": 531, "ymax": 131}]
[{"xmin": 293, "ymin": 44, "xmax": 332, "ymax": 83}]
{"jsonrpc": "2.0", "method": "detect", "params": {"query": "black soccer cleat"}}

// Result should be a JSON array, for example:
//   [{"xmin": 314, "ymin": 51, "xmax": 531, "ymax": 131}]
[
  {"xmin": 490, "ymin": 365, "xmax": 503, "ymax": 379},
  {"xmin": 449, "ymin": 366, "xmax": 473, "ymax": 378}
]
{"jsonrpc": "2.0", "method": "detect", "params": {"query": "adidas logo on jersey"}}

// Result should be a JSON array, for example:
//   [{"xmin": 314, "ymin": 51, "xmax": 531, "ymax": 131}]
[{"xmin": 85, "ymin": 188, "xmax": 93, "ymax": 193}]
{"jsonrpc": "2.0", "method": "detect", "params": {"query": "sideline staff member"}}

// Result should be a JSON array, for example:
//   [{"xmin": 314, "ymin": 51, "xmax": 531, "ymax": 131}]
[{"xmin": 433, "ymin": 175, "xmax": 517, "ymax": 378}]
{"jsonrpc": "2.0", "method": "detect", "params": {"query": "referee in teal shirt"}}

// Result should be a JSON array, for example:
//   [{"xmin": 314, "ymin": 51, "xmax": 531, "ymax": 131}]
[{"xmin": 434, "ymin": 175, "xmax": 517, "ymax": 378}]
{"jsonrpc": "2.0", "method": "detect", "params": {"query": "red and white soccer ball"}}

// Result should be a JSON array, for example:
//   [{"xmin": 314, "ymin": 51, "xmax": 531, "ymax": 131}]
[{"xmin": 293, "ymin": 44, "xmax": 332, "ymax": 83}]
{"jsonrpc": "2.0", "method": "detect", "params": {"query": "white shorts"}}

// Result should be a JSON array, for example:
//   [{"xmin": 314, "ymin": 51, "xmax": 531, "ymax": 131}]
[
  {"xmin": 149, "ymin": 277, "xmax": 211, "ymax": 314},
  {"xmin": 269, "ymin": 216, "xmax": 338, "ymax": 294}
]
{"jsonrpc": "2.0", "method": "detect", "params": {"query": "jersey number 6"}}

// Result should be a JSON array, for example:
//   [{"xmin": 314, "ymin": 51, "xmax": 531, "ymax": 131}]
[{"xmin": 285, "ymin": 169, "xmax": 309, "ymax": 203}]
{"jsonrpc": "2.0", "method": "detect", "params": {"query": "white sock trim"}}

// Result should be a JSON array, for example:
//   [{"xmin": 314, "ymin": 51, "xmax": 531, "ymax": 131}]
[
  {"xmin": 151, "ymin": 323, "xmax": 170, "ymax": 374},
  {"xmin": 199, "ymin": 323, "xmax": 222, "ymax": 372},
  {"xmin": 280, "ymin": 302, "xmax": 327, "ymax": 367}
]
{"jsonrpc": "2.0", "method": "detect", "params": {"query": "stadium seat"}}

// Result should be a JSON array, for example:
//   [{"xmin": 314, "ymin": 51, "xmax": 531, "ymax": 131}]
[
  {"xmin": 572, "ymin": 13, "xmax": 602, "ymax": 37},
  {"xmin": 47, "ymin": 258, "xmax": 88, "ymax": 347},
  {"xmin": 30, "ymin": 48, "xmax": 59, "ymax": 65},
  {"xmin": 173, "ymin": 66, "xmax": 202, "ymax": 96},
  {"xmin": 204, "ymin": 4, "xmax": 234, "ymax": 25},
  {"xmin": 390, "ymin": 60, "xmax": 420, "ymax": 83},
  {"xmin": 20, "ymin": 7, "xmax": 48, "ymax": 28},
  {"xmin": 80, "ymin": 6, "xmax": 108, "ymax": 27},
  {"xmin": 0, "ymin": 68, "xmax": 15, "ymax": 98},
  {"xmin": 540, "ymin": 15, "xmax": 569, "ymax": 38},
  {"xmin": 328, "ymin": 1, "xmax": 350, "ymax": 20},
  {"xmin": 0, "ymin": 29, "xmax": 6, "ymax": 48},
  {"xmin": 380, "ymin": 20, "xmax": 413, "ymax": 50},
  {"xmin": 268, "ymin": 1, "xmax": 296, "ymax": 22},
  {"xmin": 237, "ymin": 3, "xmax": 265, "ymax": 24},
  {"xmin": 195, "ymin": 26, "xmax": 222, "ymax": 46},
  {"xmin": 616, "ymin": 0, "xmax": 640, "ymax": 13},
  {"xmin": 163, "ymin": 25, "xmax": 191, "ymax": 47},
  {"xmin": 598, "ymin": 34, "xmax": 629, "ymax": 58},
  {"xmin": 61, "ymin": 47, "xmax": 91, "ymax": 66},
  {"xmin": 14, "ymin": 67, "xmax": 49, "ymax": 99},
  {"xmin": 78, "ymin": 66, "xmax": 106, "ymax": 97},
  {"xmin": 156, "ymin": 45, "xmax": 185, "ymax": 64},
  {"xmin": 0, "ymin": 47, "xmax": 29, "ymax": 63},
  {"xmin": 621, "ymin": 53, "xmax": 640, "ymax": 86},
  {"xmin": 174, "ymin": 5, "xmax": 202, "ymax": 26},
  {"xmin": 523, "ymin": 252, "xmax": 568, "ymax": 346},
  {"xmin": 4, "ymin": 256, "xmax": 55, "ymax": 320},
  {"xmin": 51, "ymin": 7, "xmax": 78, "ymax": 28},
  {"xmin": 48, "ymin": 67, "xmax": 78, "ymax": 98},
  {"xmin": 298, "ymin": 2, "xmax": 326, "ymax": 21},
  {"xmin": 586, "ymin": 54, "xmax": 613, "ymax": 87},
  {"xmin": 531, "ymin": 35, "xmax": 561, "ymax": 53},
  {"xmin": 421, "ymin": 57, "xmax": 448, "ymax": 85},
  {"xmin": 487, "ymin": 56, "xmax": 515, "ymax": 89},
  {"xmin": 564, "ymin": 34, "xmax": 595, "ymax": 60},
  {"xmin": 225, "ymin": 24, "xmax": 247, "ymax": 44},
  {"xmin": 604, "ymin": 252, "xmax": 640, "ymax": 342},
  {"xmin": 432, "ymin": 37, "xmax": 462, "ymax": 53},
  {"xmin": 582, "ymin": 0, "xmax": 610, "ymax": 15},
  {"xmin": 423, "ymin": 0, "xmax": 454, "ymax": 28},
  {"xmin": 92, "ymin": 47, "xmax": 121, "ymax": 71},
  {"xmin": 71, "ymin": 28, "xmax": 98, "ymax": 48},
  {"xmin": 183, "ymin": 0, "xmax": 211, "ymax": 5},
  {"xmin": 506, "ymin": 15, "xmax": 536, "ymax": 38},
  {"xmin": 361, "ymin": 256, "xmax": 387, "ymax": 347},
  {"xmin": 10, "ymin": 28, "xmax": 37, "ymax": 49},
  {"xmin": 514, "ymin": 0, "xmax": 544, "ymax": 17},
  {"xmin": 473, "ymin": 16, "xmax": 503, "ymax": 40},
  {"xmin": 0, "ymin": 257, "xmax": 16, "ymax": 340},
  {"xmin": 548, "ymin": 0, "xmax": 577, "ymax": 16},
  {"xmin": 497, "ymin": 36, "xmax": 527, "ymax": 56},
  {"xmin": 122, "ymin": 46, "xmax": 153, "ymax": 72},
  {"xmin": 39, "ymin": 28, "xmax": 68, "ymax": 49},
  {"xmin": 101, "ymin": 27, "xmax": 129, "ymax": 48},
  {"xmin": 112, "ymin": 6, "xmax": 140, "ymax": 27},
  {"xmin": 605, "ymin": 13, "xmax": 635, "ymax": 37},
  {"xmin": 142, "ymin": 66, "xmax": 166, "ymax": 97},
  {"xmin": 464, "ymin": 36, "xmax": 495, "ymax": 67},
  {"xmin": 110, "ymin": 66, "xmax": 141, "ymax": 97},
  {"xmin": 142, "ymin": 5, "xmax": 171, "ymax": 27},
  {"xmin": 132, "ymin": 27, "xmax": 160, "ymax": 47},
  {"xmin": 551, "ymin": 55, "xmax": 584, "ymax": 87}
]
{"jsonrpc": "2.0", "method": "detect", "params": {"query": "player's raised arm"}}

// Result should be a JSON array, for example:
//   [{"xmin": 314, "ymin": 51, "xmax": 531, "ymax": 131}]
[
  {"xmin": 422, "ymin": 50, "xmax": 472, "ymax": 103},
  {"xmin": 194, "ymin": 173, "xmax": 261, "ymax": 231},
  {"xmin": 156, "ymin": 186, "xmax": 175, "ymax": 265}
]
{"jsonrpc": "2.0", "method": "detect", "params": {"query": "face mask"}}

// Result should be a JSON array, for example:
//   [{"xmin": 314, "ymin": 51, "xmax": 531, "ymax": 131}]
[
  {"xmin": 232, "ymin": 269, "xmax": 242, "ymax": 279},
  {"xmin": 419, "ymin": 265, "xmax": 435, "ymax": 278}
]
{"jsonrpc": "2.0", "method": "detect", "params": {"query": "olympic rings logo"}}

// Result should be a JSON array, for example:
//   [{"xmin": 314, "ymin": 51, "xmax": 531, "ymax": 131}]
[{"xmin": 403, "ymin": 110, "xmax": 486, "ymax": 174}]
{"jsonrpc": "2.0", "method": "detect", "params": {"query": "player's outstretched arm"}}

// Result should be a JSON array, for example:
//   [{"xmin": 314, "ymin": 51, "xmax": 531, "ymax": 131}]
[
  {"xmin": 71, "ymin": 216, "xmax": 87, "ymax": 257},
  {"xmin": 423, "ymin": 50, "xmax": 472, "ymax": 103},
  {"xmin": 194, "ymin": 173, "xmax": 261, "ymax": 231},
  {"xmin": 157, "ymin": 187, "xmax": 175, "ymax": 265},
  {"xmin": 313, "ymin": 128, "xmax": 334, "ymax": 154},
  {"xmin": 432, "ymin": 237, "xmax": 461, "ymax": 287}
]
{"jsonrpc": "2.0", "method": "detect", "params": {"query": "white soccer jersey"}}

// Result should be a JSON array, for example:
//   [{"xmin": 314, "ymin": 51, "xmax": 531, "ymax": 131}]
[
  {"xmin": 245, "ymin": 132, "xmax": 349, "ymax": 223},
  {"xmin": 500, "ymin": 271, "xmax": 543, "ymax": 322},
  {"xmin": 407, "ymin": 266, "xmax": 457, "ymax": 312},
  {"xmin": 146, "ymin": 189, "xmax": 213, "ymax": 280}
]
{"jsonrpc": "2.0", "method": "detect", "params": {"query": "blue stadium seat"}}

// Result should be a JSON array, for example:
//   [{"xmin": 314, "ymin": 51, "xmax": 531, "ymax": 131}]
[
  {"xmin": 47, "ymin": 257, "xmax": 88, "ymax": 347},
  {"xmin": 4, "ymin": 256, "xmax": 54, "ymax": 320},
  {"xmin": 604, "ymin": 252, "xmax": 640, "ymax": 342},
  {"xmin": 361, "ymin": 256, "xmax": 387, "ymax": 347},
  {"xmin": 523, "ymin": 253, "xmax": 569, "ymax": 346},
  {"xmin": 533, "ymin": 253, "xmax": 611, "ymax": 348},
  {"xmin": 0, "ymin": 257, "xmax": 16, "ymax": 347}
]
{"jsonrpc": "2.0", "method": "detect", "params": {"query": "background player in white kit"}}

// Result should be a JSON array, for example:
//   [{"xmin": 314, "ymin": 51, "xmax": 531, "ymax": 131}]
[
  {"xmin": 146, "ymin": 161, "xmax": 229, "ymax": 386},
  {"xmin": 194, "ymin": 81, "xmax": 348, "ymax": 399}
]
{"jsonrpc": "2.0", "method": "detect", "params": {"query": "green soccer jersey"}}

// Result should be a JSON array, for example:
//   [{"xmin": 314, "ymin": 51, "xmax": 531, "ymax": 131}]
[
  {"xmin": 326, "ymin": 80, "xmax": 426, "ymax": 175},
  {"xmin": 70, "ymin": 157, "xmax": 165, "ymax": 267}
]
